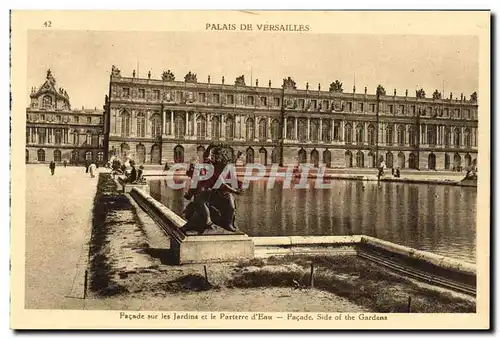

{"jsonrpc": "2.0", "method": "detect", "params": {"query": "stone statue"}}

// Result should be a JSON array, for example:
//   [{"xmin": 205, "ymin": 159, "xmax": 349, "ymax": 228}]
[
  {"xmin": 148, "ymin": 70, "xmax": 151, "ymax": 79},
  {"xmin": 376, "ymin": 85, "xmax": 386, "ymax": 97},
  {"xmin": 269, "ymin": 80, "xmax": 271, "ymax": 87},
  {"xmin": 222, "ymin": 76, "xmax": 225, "ymax": 84},
  {"xmin": 184, "ymin": 71, "xmax": 197, "ymax": 83},
  {"xmin": 470, "ymin": 91, "xmax": 478, "ymax": 103},
  {"xmin": 432, "ymin": 89, "xmax": 442, "ymax": 100},
  {"xmin": 306, "ymin": 82, "xmax": 309, "ymax": 90},
  {"xmin": 235, "ymin": 75, "xmax": 246, "ymax": 86},
  {"xmin": 416, "ymin": 88, "xmax": 426, "ymax": 99},
  {"xmin": 132, "ymin": 70, "xmax": 136, "ymax": 78},
  {"xmin": 283, "ymin": 77, "xmax": 297, "ymax": 90},
  {"xmin": 329, "ymin": 80, "xmax": 343, "ymax": 93},
  {"xmin": 162, "ymin": 70, "xmax": 175, "ymax": 82},
  {"xmin": 111, "ymin": 65, "xmax": 121, "ymax": 77}
]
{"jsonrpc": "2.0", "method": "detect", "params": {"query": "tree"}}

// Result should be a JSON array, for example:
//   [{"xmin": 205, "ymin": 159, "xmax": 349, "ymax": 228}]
[{"xmin": 329, "ymin": 80, "xmax": 343, "ymax": 92}]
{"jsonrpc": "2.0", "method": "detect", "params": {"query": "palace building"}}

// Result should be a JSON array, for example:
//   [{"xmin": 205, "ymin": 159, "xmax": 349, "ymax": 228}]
[
  {"xmin": 26, "ymin": 70, "xmax": 105, "ymax": 165},
  {"xmin": 104, "ymin": 66, "xmax": 478, "ymax": 170}
]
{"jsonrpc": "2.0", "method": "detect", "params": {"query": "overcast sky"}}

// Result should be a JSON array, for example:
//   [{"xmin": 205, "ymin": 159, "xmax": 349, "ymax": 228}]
[{"xmin": 27, "ymin": 30, "xmax": 478, "ymax": 109}]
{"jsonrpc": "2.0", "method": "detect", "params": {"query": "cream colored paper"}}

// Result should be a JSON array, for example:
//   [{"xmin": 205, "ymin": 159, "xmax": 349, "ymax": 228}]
[{"xmin": 11, "ymin": 10, "xmax": 490, "ymax": 330}]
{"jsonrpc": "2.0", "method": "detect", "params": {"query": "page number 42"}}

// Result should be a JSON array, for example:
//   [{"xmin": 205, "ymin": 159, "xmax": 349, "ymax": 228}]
[{"xmin": 43, "ymin": 21, "xmax": 52, "ymax": 27}]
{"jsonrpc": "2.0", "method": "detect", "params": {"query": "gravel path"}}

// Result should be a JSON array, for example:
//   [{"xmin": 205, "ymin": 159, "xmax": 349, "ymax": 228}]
[{"xmin": 25, "ymin": 164, "xmax": 101, "ymax": 309}]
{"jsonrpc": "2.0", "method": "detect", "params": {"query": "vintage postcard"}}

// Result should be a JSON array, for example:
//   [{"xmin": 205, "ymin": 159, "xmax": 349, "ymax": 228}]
[{"xmin": 11, "ymin": 10, "xmax": 490, "ymax": 330}]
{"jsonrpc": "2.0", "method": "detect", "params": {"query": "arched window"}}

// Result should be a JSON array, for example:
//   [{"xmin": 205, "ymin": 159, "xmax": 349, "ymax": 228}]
[
  {"xmin": 409, "ymin": 126, "xmax": 418, "ymax": 147},
  {"xmin": 137, "ymin": 112, "xmax": 145, "ymax": 137},
  {"xmin": 136, "ymin": 144, "xmax": 146, "ymax": 164},
  {"xmin": 246, "ymin": 147, "xmax": 254, "ymax": 164},
  {"xmin": 386, "ymin": 124, "xmax": 393, "ymax": 145},
  {"xmin": 151, "ymin": 144, "xmax": 161, "ymax": 164},
  {"xmin": 258, "ymin": 118, "xmax": 267, "ymax": 140},
  {"xmin": 71, "ymin": 150, "xmax": 78, "ymax": 164},
  {"xmin": 151, "ymin": 113, "xmax": 161, "ymax": 138},
  {"xmin": 367, "ymin": 124, "xmax": 375, "ymax": 145},
  {"xmin": 53, "ymin": 149, "xmax": 61, "ymax": 162},
  {"xmin": 37, "ymin": 149, "xmax": 45, "ymax": 162},
  {"xmin": 464, "ymin": 153, "xmax": 472, "ymax": 168},
  {"xmin": 386, "ymin": 152, "xmax": 394, "ymax": 168},
  {"xmin": 464, "ymin": 128, "xmax": 471, "ymax": 148},
  {"xmin": 334, "ymin": 121, "xmax": 341, "ymax": 141},
  {"xmin": 197, "ymin": 145, "xmax": 205, "ymax": 163},
  {"xmin": 310, "ymin": 149, "xmax": 319, "ymax": 167},
  {"xmin": 259, "ymin": 148, "xmax": 267, "ymax": 166},
  {"xmin": 454, "ymin": 128, "xmax": 461, "ymax": 147},
  {"xmin": 298, "ymin": 148, "xmax": 307, "ymax": 164},
  {"xmin": 225, "ymin": 116, "xmax": 234, "ymax": 140},
  {"xmin": 453, "ymin": 153, "xmax": 462, "ymax": 169},
  {"xmin": 298, "ymin": 118, "xmax": 307, "ymax": 141},
  {"xmin": 174, "ymin": 145, "xmax": 184, "ymax": 163},
  {"xmin": 212, "ymin": 116, "xmax": 221, "ymax": 139},
  {"xmin": 271, "ymin": 119, "xmax": 280, "ymax": 141},
  {"xmin": 444, "ymin": 127, "xmax": 450, "ymax": 147},
  {"xmin": 246, "ymin": 118, "xmax": 255, "ymax": 140},
  {"xmin": 121, "ymin": 111, "xmax": 130, "ymax": 137},
  {"xmin": 38, "ymin": 128, "xmax": 46, "ymax": 144},
  {"xmin": 174, "ymin": 113, "xmax": 185, "ymax": 138},
  {"xmin": 42, "ymin": 95, "xmax": 52, "ymax": 108},
  {"xmin": 97, "ymin": 151, "xmax": 104, "ymax": 163},
  {"xmin": 397, "ymin": 125, "xmax": 405, "ymax": 146},
  {"xmin": 367, "ymin": 151, "xmax": 376, "ymax": 168},
  {"xmin": 344, "ymin": 123, "xmax": 352, "ymax": 143},
  {"xmin": 356, "ymin": 151, "xmax": 364, "ymax": 167},
  {"xmin": 355, "ymin": 124, "xmax": 364, "ymax": 143},
  {"xmin": 345, "ymin": 151, "xmax": 353, "ymax": 168},
  {"xmin": 271, "ymin": 148, "xmax": 279, "ymax": 164},
  {"xmin": 85, "ymin": 151, "xmax": 93, "ymax": 161},
  {"xmin": 120, "ymin": 143, "xmax": 129, "ymax": 160},
  {"xmin": 197, "ymin": 116, "xmax": 206, "ymax": 138},
  {"xmin": 397, "ymin": 152, "xmax": 405, "ymax": 169},
  {"xmin": 428, "ymin": 153, "xmax": 436, "ymax": 170},
  {"xmin": 323, "ymin": 149, "xmax": 332, "ymax": 168}
]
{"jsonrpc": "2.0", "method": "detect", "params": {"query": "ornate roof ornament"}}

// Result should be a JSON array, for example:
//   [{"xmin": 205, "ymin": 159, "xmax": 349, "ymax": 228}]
[
  {"xmin": 416, "ymin": 88, "xmax": 426, "ymax": 99},
  {"xmin": 162, "ymin": 70, "xmax": 175, "ymax": 81},
  {"xmin": 376, "ymin": 85, "xmax": 386, "ymax": 97},
  {"xmin": 283, "ymin": 77, "xmax": 297, "ymax": 90},
  {"xmin": 184, "ymin": 71, "xmax": 197, "ymax": 83},
  {"xmin": 329, "ymin": 80, "xmax": 343, "ymax": 93},
  {"xmin": 235, "ymin": 75, "xmax": 246, "ymax": 86},
  {"xmin": 432, "ymin": 89, "xmax": 442, "ymax": 100},
  {"xmin": 111, "ymin": 65, "xmax": 121, "ymax": 77},
  {"xmin": 470, "ymin": 91, "xmax": 478, "ymax": 103}
]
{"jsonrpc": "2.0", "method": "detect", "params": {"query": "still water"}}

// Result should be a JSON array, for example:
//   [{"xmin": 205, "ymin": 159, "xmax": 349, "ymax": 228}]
[{"xmin": 149, "ymin": 179, "xmax": 476, "ymax": 263}]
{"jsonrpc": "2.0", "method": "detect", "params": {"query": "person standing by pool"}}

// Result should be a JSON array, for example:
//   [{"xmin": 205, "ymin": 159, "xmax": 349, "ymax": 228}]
[{"xmin": 88, "ymin": 161, "xmax": 97, "ymax": 178}]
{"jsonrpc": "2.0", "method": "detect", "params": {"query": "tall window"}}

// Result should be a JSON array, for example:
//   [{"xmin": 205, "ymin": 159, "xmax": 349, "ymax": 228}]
[
  {"xmin": 87, "ymin": 117, "xmax": 92, "ymax": 124},
  {"xmin": 454, "ymin": 128, "xmax": 461, "ymax": 147},
  {"xmin": 54, "ymin": 129, "xmax": 62, "ymax": 144},
  {"xmin": 212, "ymin": 116, "xmax": 221, "ymax": 139},
  {"xmin": 121, "ymin": 111, "xmax": 130, "ymax": 137},
  {"xmin": 137, "ymin": 113, "xmax": 145, "ymax": 137},
  {"xmin": 258, "ymin": 118, "xmax": 267, "ymax": 140},
  {"xmin": 386, "ymin": 124, "xmax": 393, "ymax": 145},
  {"xmin": 38, "ymin": 128, "xmax": 46, "ymax": 144},
  {"xmin": 174, "ymin": 113, "xmax": 185, "ymax": 138},
  {"xmin": 367, "ymin": 124, "xmax": 375, "ymax": 145},
  {"xmin": 56, "ymin": 115, "xmax": 61, "ymax": 122},
  {"xmin": 196, "ymin": 116, "xmax": 206, "ymax": 138},
  {"xmin": 397, "ymin": 125, "xmax": 405, "ymax": 146},
  {"xmin": 464, "ymin": 128, "xmax": 471, "ymax": 147},
  {"xmin": 85, "ymin": 151, "xmax": 93, "ymax": 161},
  {"xmin": 227, "ymin": 94, "xmax": 234, "ymax": 104},
  {"xmin": 410, "ymin": 126, "xmax": 418, "ymax": 147},
  {"xmin": 298, "ymin": 118, "xmax": 307, "ymax": 142},
  {"xmin": 53, "ymin": 149, "xmax": 61, "ymax": 162},
  {"xmin": 427, "ymin": 125, "xmax": 437, "ymax": 146},
  {"xmin": 246, "ymin": 118, "xmax": 255, "ymax": 140},
  {"xmin": 225, "ymin": 117, "xmax": 234, "ymax": 140},
  {"xmin": 73, "ymin": 131, "xmax": 79, "ymax": 145},
  {"xmin": 247, "ymin": 96, "xmax": 254, "ymax": 106},
  {"xmin": 344, "ymin": 123, "xmax": 352, "ymax": 143},
  {"xmin": 274, "ymin": 97, "xmax": 280, "ymax": 107},
  {"xmin": 333, "ymin": 122, "xmax": 340, "ymax": 141},
  {"xmin": 355, "ymin": 124, "xmax": 364, "ymax": 143},
  {"xmin": 37, "ymin": 149, "xmax": 45, "ymax": 162},
  {"xmin": 122, "ymin": 88, "xmax": 130, "ymax": 97},
  {"xmin": 260, "ymin": 97, "xmax": 267, "ymax": 106},
  {"xmin": 26, "ymin": 128, "xmax": 30, "ymax": 144},
  {"xmin": 310, "ymin": 119, "xmax": 319, "ymax": 141},
  {"xmin": 74, "ymin": 116, "xmax": 79, "ymax": 123},
  {"xmin": 138, "ymin": 89, "xmax": 145, "ymax": 98},
  {"xmin": 271, "ymin": 119, "xmax": 280, "ymax": 141},
  {"xmin": 286, "ymin": 118, "xmax": 294, "ymax": 139},
  {"xmin": 213, "ymin": 94, "xmax": 220, "ymax": 104},
  {"xmin": 151, "ymin": 113, "xmax": 161, "ymax": 138},
  {"xmin": 153, "ymin": 90, "xmax": 160, "ymax": 99}
]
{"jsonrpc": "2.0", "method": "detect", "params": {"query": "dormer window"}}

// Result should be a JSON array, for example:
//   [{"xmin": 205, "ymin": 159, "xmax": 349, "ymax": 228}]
[{"xmin": 42, "ymin": 95, "xmax": 52, "ymax": 108}]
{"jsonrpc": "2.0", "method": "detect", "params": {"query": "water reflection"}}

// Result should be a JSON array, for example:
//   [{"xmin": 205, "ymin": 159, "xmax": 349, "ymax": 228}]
[{"xmin": 149, "ymin": 179, "xmax": 476, "ymax": 263}]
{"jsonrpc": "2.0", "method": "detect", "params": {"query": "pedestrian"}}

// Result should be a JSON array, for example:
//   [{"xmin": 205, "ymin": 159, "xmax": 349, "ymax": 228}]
[
  {"xmin": 395, "ymin": 166, "xmax": 401, "ymax": 178},
  {"xmin": 63, "ymin": 160, "xmax": 67, "ymax": 168},
  {"xmin": 127, "ymin": 160, "xmax": 137, "ymax": 183},
  {"xmin": 49, "ymin": 160, "xmax": 56, "ymax": 176},
  {"xmin": 85, "ymin": 160, "xmax": 89, "ymax": 173},
  {"xmin": 89, "ymin": 161, "xmax": 97, "ymax": 178}
]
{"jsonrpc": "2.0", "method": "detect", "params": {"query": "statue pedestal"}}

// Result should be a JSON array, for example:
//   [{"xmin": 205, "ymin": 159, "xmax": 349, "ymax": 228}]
[
  {"xmin": 117, "ymin": 177, "xmax": 150, "ymax": 194},
  {"xmin": 129, "ymin": 187, "xmax": 255, "ymax": 265}
]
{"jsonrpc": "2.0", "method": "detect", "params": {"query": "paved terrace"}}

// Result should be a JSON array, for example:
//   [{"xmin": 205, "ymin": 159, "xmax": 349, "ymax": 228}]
[{"xmin": 25, "ymin": 164, "xmax": 103, "ymax": 309}]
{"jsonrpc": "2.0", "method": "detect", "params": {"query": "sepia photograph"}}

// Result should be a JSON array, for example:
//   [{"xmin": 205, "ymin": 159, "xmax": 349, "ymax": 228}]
[{"xmin": 10, "ymin": 10, "xmax": 490, "ymax": 330}]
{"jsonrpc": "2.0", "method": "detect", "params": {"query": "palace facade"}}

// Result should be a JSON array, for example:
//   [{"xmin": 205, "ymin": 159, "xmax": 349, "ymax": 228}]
[
  {"xmin": 104, "ymin": 66, "xmax": 478, "ymax": 170},
  {"xmin": 26, "ymin": 70, "xmax": 105, "ymax": 165}
]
